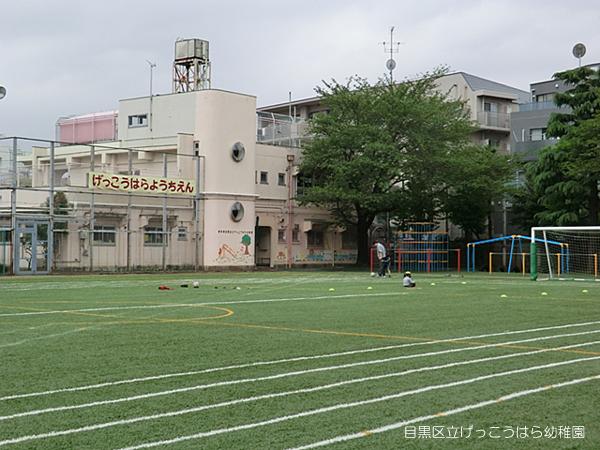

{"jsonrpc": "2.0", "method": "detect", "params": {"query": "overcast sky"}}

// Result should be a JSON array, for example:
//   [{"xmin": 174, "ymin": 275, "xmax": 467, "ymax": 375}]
[{"xmin": 1, "ymin": 0, "xmax": 599, "ymax": 139}]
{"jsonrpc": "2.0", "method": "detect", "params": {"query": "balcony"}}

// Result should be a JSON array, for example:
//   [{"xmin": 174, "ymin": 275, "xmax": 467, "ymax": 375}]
[
  {"xmin": 256, "ymin": 112, "xmax": 310, "ymax": 148},
  {"xmin": 477, "ymin": 111, "xmax": 510, "ymax": 130},
  {"xmin": 516, "ymin": 101, "xmax": 559, "ymax": 112}
]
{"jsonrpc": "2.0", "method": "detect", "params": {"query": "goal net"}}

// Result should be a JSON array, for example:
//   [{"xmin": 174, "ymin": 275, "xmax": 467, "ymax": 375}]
[{"xmin": 530, "ymin": 227, "xmax": 600, "ymax": 280}]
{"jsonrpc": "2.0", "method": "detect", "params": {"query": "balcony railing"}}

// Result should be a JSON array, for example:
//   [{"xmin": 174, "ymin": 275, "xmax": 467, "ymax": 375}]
[
  {"xmin": 516, "ymin": 101, "xmax": 559, "ymax": 112},
  {"xmin": 477, "ymin": 111, "xmax": 510, "ymax": 130},
  {"xmin": 256, "ymin": 112, "xmax": 310, "ymax": 148}
]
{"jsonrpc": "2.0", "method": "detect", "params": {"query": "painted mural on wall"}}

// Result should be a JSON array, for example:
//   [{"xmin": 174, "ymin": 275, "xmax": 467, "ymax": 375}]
[{"xmin": 214, "ymin": 229, "xmax": 254, "ymax": 265}]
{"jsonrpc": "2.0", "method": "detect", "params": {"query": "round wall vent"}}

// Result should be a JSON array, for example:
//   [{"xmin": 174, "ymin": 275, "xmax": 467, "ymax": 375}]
[
  {"xmin": 230, "ymin": 202, "xmax": 244, "ymax": 222},
  {"xmin": 231, "ymin": 142, "xmax": 245, "ymax": 162}
]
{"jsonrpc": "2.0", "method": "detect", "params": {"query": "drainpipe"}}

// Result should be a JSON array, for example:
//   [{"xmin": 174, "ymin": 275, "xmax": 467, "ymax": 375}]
[{"xmin": 286, "ymin": 154, "xmax": 295, "ymax": 269}]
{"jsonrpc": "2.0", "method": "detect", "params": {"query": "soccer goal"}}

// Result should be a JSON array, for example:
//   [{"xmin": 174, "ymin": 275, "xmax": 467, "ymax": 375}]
[{"xmin": 530, "ymin": 226, "xmax": 600, "ymax": 281}]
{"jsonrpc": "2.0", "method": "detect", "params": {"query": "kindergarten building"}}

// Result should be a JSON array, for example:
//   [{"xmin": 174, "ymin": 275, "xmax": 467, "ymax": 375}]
[{"xmin": 0, "ymin": 40, "xmax": 357, "ymax": 274}]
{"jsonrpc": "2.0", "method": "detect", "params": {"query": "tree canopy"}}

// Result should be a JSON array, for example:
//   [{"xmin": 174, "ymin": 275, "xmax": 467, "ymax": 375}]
[{"xmin": 298, "ymin": 70, "xmax": 514, "ymax": 265}]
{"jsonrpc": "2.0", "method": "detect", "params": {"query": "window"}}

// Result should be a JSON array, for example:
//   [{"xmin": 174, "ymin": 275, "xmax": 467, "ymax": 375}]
[
  {"xmin": 278, "ymin": 229, "xmax": 286, "ymax": 243},
  {"xmin": 535, "ymin": 93, "xmax": 554, "ymax": 103},
  {"xmin": 260, "ymin": 171, "xmax": 268, "ymax": 184},
  {"xmin": 128, "ymin": 114, "xmax": 148, "ymax": 128},
  {"xmin": 93, "ymin": 225, "xmax": 116, "ymax": 246},
  {"xmin": 144, "ymin": 226, "xmax": 164, "ymax": 245},
  {"xmin": 307, "ymin": 224, "xmax": 324, "ymax": 248},
  {"xmin": 292, "ymin": 224, "xmax": 300, "ymax": 243},
  {"xmin": 483, "ymin": 102, "xmax": 498, "ymax": 113},
  {"xmin": 529, "ymin": 128, "xmax": 547, "ymax": 141},
  {"xmin": 278, "ymin": 173, "xmax": 286, "ymax": 186},
  {"xmin": 295, "ymin": 173, "xmax": 312, "ymax": 197},
  {"xmin": 177, "ymin": 226, "xmax": 187, "ymax": 241},
  {"xmin": 0, "ymin": 230, "xmax": 11, "ymax": 243}
]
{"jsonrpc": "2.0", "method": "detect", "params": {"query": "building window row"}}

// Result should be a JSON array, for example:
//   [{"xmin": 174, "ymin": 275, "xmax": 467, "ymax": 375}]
[
  {"xmin": 91, "ymin": 225, "xmax": 190, "ymax": 246},
  {"xmin": 256, "ymin": 171, "xmax": 287, "ymax": 186}
]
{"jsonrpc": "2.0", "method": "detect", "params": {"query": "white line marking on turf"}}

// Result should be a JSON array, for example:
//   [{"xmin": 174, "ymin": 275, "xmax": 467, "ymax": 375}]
[
  {"xmin": 0, "ymin": 293, "xmax": 396, "ymax": 318},
  {"xmin": 3, "ymin": 318, "xmax": 600, "ymax": 402},
  {"xmin": 0, "ymin": 327, "xmax": 90, "ymax": 349},
  {"xmin": 288, "ymin": 373, "xmax": 600, "ymax": 449},
  {"xmin": 110, "ymin": 356, "xmax": 600, "ymax": 450},
  {"xmin": 2, "ymin": 327, "xmax": 600, "ymax": 422},
  {"xmin": 2, "ymin": 339, "xmax": 599, "ymax": 446}
]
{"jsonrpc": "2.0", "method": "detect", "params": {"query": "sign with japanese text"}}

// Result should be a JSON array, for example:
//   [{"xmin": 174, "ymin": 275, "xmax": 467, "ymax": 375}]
[{"xmin": 88, "ymin": 172, "xmax": 196, "ymax": 196}]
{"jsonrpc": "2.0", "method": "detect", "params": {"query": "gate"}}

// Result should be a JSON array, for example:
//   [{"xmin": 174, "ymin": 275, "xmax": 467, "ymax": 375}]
[{"xmin": 15, "ymin": 220, "xmax": 50, "ymax": 275}]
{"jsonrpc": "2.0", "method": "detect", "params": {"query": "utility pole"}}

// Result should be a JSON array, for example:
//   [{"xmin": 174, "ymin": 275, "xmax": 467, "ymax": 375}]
[
  {"xmin": 146, "ymin": 60, "xmax": 156, "ymax": 132},
  {"xmin": 381, "ymin": 26, "xmax": 403, "ymax": 82}
]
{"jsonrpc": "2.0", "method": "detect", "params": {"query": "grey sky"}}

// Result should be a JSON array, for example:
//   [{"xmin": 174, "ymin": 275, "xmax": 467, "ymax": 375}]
[{"xmin": 1, "ymin": 0, "xmax": 599, "ymax": 139}]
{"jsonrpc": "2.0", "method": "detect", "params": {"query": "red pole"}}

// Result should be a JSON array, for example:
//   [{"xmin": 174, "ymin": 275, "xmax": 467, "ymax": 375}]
[
  {"xmin": 427, "ymin": 249, "xmax": 431, "ymax": 273},
  {"xmin": 397, "ymin": 249, "xmax": 401, "ymax": 272},
  {"xmin": 457, "ymin": 249, "xmax": 461, "ymax": 273}
]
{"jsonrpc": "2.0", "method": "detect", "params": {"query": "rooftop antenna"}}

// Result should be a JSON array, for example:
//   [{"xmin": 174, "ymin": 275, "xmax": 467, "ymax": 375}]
[
  {"xmin": 572, "ymin": 43, "xmax": 586, "ymax": 68},
  {"xmin": 146, "ymin": 60, "xmax": 156, "ymax": 132},
  {"xmin": 381, "ymin": 26, "xmax": 403, "ymax": 82}
]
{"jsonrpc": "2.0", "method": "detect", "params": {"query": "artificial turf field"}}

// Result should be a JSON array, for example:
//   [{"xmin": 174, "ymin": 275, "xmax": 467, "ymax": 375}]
[{"xmin": 0, "ymin": 271, "xmax": 599, "ymax": 450}]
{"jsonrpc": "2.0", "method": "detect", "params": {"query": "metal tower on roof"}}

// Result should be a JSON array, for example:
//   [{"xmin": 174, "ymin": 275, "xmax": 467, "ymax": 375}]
[{"xmin": 173, "ymin": 38, "xmax": 211, "ymax": 93}]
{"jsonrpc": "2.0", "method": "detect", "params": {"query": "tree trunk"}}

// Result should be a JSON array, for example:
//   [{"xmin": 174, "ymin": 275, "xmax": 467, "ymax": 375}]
[
  {"xmin": 356, "ymin": 215, "xmax": 372, "ymax": 267},
  {"xmin": 588, "ymin": 180, "xmax": 600, "ymax": 225}
]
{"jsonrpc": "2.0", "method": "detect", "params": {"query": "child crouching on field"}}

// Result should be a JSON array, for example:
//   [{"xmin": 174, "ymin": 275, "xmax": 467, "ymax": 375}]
[{"xmin": 403, "ymin": 271, "xmax": 416, "ymax": 288}]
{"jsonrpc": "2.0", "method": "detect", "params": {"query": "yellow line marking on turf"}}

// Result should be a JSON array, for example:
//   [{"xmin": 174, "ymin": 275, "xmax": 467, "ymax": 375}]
[{"xmin": 4, "ymin": 301, "xmax": 600, "ymax": 357}]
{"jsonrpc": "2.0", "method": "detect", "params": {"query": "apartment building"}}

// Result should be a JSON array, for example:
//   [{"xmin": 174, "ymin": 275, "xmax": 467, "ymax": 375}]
[{"xmin": 511, "ymin": 63, "xmax": 599, "ymax": 162}]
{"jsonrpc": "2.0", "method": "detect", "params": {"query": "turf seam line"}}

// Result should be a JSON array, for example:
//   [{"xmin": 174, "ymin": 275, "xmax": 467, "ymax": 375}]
[
  {"xmin": 3, "ymin": 318, "xmax": 600, "ymax": 402},
  {"xmin": 2, "ymin": 339, "xmax": 599, "ymax": 446},
  {"xmin": 2, "ymin": 328, "xmax": 600, "ymax": 422}
]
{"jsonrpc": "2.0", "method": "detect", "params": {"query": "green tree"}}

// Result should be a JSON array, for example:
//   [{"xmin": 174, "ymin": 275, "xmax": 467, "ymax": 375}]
[
  {"xmin": 299, "ymin": 70, "xmax": 511, "ymax": 265},
  {"xmin": 443, "ymin": 146, "xmax": 514, "ymax": 239},
  {"xmin": 518, "ymin": 66, "xmax": 600, "ymax": 226}
]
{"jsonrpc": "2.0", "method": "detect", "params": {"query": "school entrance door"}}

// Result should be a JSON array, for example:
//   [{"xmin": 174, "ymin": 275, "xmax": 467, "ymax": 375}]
[{"xmin": 15, "ymin": 220, "xmax": 50, "ymax": 275}]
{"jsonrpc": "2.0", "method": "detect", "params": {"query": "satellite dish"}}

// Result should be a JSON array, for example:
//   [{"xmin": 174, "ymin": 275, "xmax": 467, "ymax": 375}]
[
  {"xmin": 573, "ymin": 43, "xmax": 586, "ymax": 59},
  {"xmin": 386, "ymin": 59, "xmax": 396, "ymax": 71},
  {"xmin": 0, "ymin": 86, "xmax": 6, "ymax": 100}
]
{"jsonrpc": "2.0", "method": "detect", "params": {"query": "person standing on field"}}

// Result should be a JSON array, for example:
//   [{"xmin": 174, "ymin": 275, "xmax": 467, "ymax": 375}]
[{"xmin": 373, "ymin": 240, "xmax": 390, "ymax": 277}]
